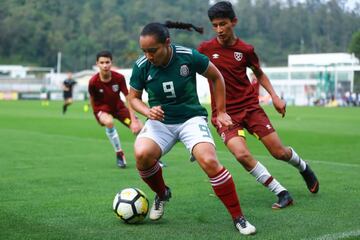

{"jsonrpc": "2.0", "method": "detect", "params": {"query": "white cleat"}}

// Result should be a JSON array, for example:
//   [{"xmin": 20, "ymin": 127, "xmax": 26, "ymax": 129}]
[
  {"xmin": 234, "ymin": 216, "xmax": 256, "ymax": 235},
  {"xmin": 149, "ymin": 187, "xmax": 171, "ymax": 221}
]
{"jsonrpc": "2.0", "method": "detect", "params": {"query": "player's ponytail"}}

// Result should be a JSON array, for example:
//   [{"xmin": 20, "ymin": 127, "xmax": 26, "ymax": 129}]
[
  {"xmin": 164, "ymin": 21, "xmax": 204, "ymax": 34},
  {"xmin": 141, "ymin": 21, "xmax": 203, "ymax": 43}
]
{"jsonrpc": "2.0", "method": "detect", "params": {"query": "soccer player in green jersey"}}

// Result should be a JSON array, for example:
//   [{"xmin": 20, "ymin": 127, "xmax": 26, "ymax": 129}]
[{"xmin": 128, "ymin": 21, "xmax": 256, "ymax": 235}]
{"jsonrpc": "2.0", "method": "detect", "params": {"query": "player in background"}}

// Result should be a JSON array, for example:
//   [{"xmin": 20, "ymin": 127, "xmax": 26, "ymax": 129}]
[
  {"xmin": 198, "ymin": 1, "xmax": 319, "ymax": 209},
  {"xmin": 128, "ymin": 21, "xmax": 256, "ymax": 235},
  {"xmin": 62, "ymin": 72, "xmax": 77, "ymax": 114},
  {"xmin": 88, "ymin": 50, "xmax": 143, "ymax": 168}
]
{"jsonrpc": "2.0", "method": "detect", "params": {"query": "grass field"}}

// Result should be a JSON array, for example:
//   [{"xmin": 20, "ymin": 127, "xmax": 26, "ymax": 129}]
[{"xmin": 1, "ymin": 100, "xmax": 360, "ymax": 240}]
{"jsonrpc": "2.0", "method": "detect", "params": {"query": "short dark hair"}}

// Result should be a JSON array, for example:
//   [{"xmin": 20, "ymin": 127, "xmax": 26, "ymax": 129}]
[
  {"xmin": 208, "ymin": 1, "xmax": 236, "ymax": 21},
  {"xmin": 96, "ymin": 50, "xmax": 112, "ymax": 61}
]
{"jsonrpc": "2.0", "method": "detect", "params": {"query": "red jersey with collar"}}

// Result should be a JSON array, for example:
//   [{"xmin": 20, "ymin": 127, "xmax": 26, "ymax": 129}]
[
  {"xmin": 88, "ymin": 70, "xmax": 128, "ymax": 114},
  {"xmin": 198, "ymin": 38, "xmax": 261, "ymax": 116}
]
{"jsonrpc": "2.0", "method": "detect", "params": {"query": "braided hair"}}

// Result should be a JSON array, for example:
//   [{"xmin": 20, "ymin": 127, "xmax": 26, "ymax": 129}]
[{"xmin": 140, "ymin": 21, "xmax": 203, "ymax": 44}]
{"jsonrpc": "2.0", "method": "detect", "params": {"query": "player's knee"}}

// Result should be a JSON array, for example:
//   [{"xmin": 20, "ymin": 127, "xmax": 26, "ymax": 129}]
[
  {"xmin": 134, "ymin": 147, "xmax": 148, "ymax": 161},
  {"xmin": 234, "ymin": 149, "xmax": 252, "ymax": 162},
  {"xmin": 200, "ymin": 155, "xmax": 221, "ymax": 174},
  {"xmin": 101, "ymin": 117, "xmax": 114, "ymax": 127}
]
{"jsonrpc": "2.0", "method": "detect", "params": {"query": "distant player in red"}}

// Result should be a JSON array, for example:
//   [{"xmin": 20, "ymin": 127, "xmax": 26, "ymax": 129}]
[
  {"xmin": 198, "ymin": 1, "xmax": 319, "ymax": 209},
  {"xmin": 88, "ymin": 50, "xmax": 143, "ymax": 168}
]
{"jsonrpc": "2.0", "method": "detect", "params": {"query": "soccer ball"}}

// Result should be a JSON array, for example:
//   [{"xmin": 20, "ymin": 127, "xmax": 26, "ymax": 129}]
[{"xmin": 113, "ymin": 188, "xmax": 149, "ymax": 224}]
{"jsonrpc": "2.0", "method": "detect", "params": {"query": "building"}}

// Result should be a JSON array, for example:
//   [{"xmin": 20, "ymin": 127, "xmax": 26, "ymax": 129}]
[
  {"xmin": 1, "ymin": 53, "xmax": 359, "ymax": 105},
  {"xmin": 263, "ymin": 53, "xmax": 360, "ymax": 105}
]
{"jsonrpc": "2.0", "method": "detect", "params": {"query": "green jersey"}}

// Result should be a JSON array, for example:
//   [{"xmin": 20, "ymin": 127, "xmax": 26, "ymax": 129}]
[{"xmin": 130, "ymin": 44, "xmax": 209, "ymax": 124}]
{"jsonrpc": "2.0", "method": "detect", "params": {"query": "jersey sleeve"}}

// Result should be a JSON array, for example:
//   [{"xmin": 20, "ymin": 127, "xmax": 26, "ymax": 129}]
[
  {"xmin": 246, "ymin": 47, "xmax": 261, "ymax": 72},
  {"xmin": 88, "ymin": 79, "xmax": 95, "ymax": 96},
  {"xmin": 118, "ymin": 75, "xmax": 129, "ymax": 96},
  {"xmin": 129, "ymin": 63, "xmax": 145, "ymax": 92},
  {"xmin": 192, "ymin": 49, "xmax": 209, "ymax": 74}
]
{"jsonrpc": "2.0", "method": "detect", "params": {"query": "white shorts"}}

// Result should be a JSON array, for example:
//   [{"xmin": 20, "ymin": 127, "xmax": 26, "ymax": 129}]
[{"xmin": 137, "ymin": 116, "xmax": 215, "ymax": 156}]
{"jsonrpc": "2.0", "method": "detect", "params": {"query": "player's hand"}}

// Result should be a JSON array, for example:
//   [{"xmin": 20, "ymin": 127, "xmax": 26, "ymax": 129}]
[
  {"xmin": 216, "ymin": 112, "xmax": 233, "ymax": 129},
  {"xmin": 130, "ymin": 119, "xmax": 143, "ymax": 135},
  {"xmin": 272, "ymin": 95, "xmax": 286, "ymax": 118},
  {"xmin": 147, "ymin": 106, "xmax": 164, "ymax": 121}
]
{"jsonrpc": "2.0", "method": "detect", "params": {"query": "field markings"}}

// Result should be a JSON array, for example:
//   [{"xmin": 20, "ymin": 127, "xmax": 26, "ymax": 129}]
[
  {"xmin": 2, "ymin": 128, "xmax": 359, "ymax": 168},
  {"xmin": 303, "ymin": 229, "xmax": 360, "ymax": 240},
  {"xmin": 215, "ymin": 150, "xmax": 360, "ymax": 168}
]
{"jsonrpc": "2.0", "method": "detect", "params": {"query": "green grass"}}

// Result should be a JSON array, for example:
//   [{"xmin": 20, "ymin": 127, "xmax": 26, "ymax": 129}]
[{"xmin": 1, "ymin": 101, "xmax": 360, "ymax": 240}]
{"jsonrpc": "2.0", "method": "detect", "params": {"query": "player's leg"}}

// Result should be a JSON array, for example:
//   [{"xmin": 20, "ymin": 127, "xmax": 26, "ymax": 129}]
[
  {"xmin": 261, "ymin": 132, "xmax": 319, "ymax": 193},
  {"xmin": 62, "ymin": 97, "xmax": 72, "ymax": 114},
  {"xmin": 135, "ymin": 120, "xmax": 174, "ymax": 220},
  {"xmin": 192, "ymin": 143, "xmax": 256, "ymax": 235},
  {"xmin": 116, "ymin": 108, "xmax": 166, "ymax": 168},
  {"xmin": 226, "ymin": 135, "xmax": 292, "ymax": 209},
  {"xmin": 98, "ymin": 111, "xmax": 126, "ymax": 168},
  {"xmin": 181, "ymin": 117, "xmax": 255, "ymax": 235}
]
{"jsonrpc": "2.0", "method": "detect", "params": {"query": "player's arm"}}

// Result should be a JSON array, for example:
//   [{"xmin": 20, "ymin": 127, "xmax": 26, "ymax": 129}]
[
  {"xmin": 62, "ymin": 82, "xmax": 69, "ymax": 91},
  {"xmin": 88, "ymin": 82, "xmax": 96, "ymax": 110},
  {"xmin": 202, "ymin": 61, "xmax": 232, "ymax": 128},
  {"xmin": 128, "ymin": 88, "xmax": 164, "ymax": 121},
  {"xmin": 253, "ymin": 68, "xmax": 286, "ymax": 117},
  {"xmin": 125, "ymin": 94, "xmax": 143, "ymax": 134}
]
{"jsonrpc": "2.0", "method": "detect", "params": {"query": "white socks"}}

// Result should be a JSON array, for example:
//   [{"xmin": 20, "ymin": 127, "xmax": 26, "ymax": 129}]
[
  {"xmin": 287, "ymin": 147, "xmax": 306, "ymax": 172},
  {"xmin": 249, "ymin": 162, "xmax": 286, "ymax": 195},
  {"xmin": 106, "ymin": 127, "xmax": 122, "ymax": 152}
]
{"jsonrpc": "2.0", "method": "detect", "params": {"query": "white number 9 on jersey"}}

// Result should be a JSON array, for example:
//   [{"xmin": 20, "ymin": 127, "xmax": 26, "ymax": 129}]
[{"xmin": 163, "ymin": 81, "xmax": 176, "ymax": 98}]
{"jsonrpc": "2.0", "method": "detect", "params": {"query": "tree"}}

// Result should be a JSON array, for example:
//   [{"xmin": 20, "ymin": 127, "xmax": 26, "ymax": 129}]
[{"xmin": 349, "ymin": 31, "xmax": 360, "ymax": 59}]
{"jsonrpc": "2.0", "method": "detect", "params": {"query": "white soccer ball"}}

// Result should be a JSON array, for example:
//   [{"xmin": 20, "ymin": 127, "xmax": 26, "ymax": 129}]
[{"xmin": 113, "ymin": 188, "xmax": 149, "ymax": 224}]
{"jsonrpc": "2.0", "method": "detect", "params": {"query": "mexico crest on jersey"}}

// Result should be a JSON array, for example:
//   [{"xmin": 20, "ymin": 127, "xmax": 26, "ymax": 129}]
[
  {"xmin": 180, "ymin": 65, "xmax": 190, "ymax": 77},
  {"xmin": 112, "ymin": 84, "xmax": 119, "ymax": 92},
  {"xmin": 234, "ymin": 51, "xmax": 243, "ymax": 61}
]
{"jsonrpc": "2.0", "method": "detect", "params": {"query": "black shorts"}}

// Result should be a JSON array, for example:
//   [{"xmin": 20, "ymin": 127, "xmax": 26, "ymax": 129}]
[{"xmin": 63, "ymin": 91, "xmax": 73, "ymax": 99}]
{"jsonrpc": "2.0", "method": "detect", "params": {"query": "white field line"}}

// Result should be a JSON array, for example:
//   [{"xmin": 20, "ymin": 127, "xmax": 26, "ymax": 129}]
[
  {"xmin": 215, "ymin": 150, "xmax": 360, "ymax": 168},
  {"xmin": 4, "ymin": 128, "xmax": 359, "ymax": 168},
  {"xmin": 303, "ymin": 229, "xmax": 360, "ymax": 240}
]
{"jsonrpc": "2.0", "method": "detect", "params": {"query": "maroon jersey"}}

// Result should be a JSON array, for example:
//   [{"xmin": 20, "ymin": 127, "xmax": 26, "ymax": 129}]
[
  {"xmin": 198, "ymin": 38, "xmax": 261, "ymax": 116},
  {"xmin": 88, "ymin": 70, "xmax": 128, "ymax": 114}
]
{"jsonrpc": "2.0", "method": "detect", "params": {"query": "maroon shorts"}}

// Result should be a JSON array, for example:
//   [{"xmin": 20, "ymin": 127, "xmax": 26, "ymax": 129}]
[
  {"xmin": 212, "ymin": 107, "xmax": 275, "ymax": 144},
  {"xmin": 94, "ymin": 107, "xmax": 131, "ymax": 127}
]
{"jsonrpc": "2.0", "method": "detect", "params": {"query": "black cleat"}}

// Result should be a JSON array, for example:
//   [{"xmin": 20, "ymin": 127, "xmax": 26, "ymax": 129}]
[
  {"xmin": 116, "ymin": 151, "xmax": 127, "ymax": 168},
  {"xmin": 272, "ymin": 190, "xmax": 293, "ymax": 209},
  {"xmin": 300, "ymin": 164, "xmax": 319, "ymax": 193}
]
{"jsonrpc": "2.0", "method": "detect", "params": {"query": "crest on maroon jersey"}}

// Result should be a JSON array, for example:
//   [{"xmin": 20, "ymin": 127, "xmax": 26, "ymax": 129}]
[
  {"xmin": 112, "ymin": 84, "xmax": 119, "ymax": 92},
  {"xmin": 234, "ymin": 52, "xmax": 243, "ymax": 61}
]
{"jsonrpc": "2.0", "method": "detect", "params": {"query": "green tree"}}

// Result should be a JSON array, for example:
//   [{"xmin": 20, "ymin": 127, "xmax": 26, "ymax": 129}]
[{"xmin": 349, "ymin": 31, "xmax": 360, "ymax": 59}]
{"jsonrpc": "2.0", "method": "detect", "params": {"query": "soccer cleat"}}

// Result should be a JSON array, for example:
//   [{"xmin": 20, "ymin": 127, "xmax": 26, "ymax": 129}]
[
  {"xmin": 300, "ymin": 164, "xmax": 319, "ymax": 193},
  {"xmin": 233, "ymin": 216, "xmax": 256, "ymax": 235},
  {"xmin": 116, "ymin": 151, "xmax": 127, "ymax": 168},
  {"xmin": 159, "ymin": 160, "xmax": 167, "ymax": 168},
  {"xmin": 149, "ymin": 187, "xmax": 171, "ymax": 221},
  {"xmin": 272, "ymin": 190, "xmax": 294, "ymax": 209}
]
